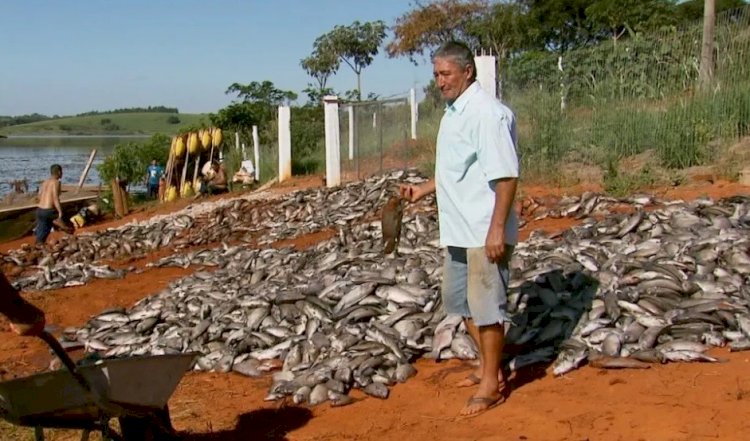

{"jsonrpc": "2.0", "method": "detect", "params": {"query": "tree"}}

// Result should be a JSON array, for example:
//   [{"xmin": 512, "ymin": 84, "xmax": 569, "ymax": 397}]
[
  {"xmin": 466, "ymin": 2, "xmax": 530, "ymax": 60},
  {"xmin": 300, "ymin": 47, "xmax": 340, "ymax": 103},
  {"xmin": 387, "ymin": 0, "xmax": 489, "ymax": 63},
  {"xmin": 302, "ymin": 85, "xmax": 336, "ymax": 107},
  {"xmin": 520, "ymin": 0, "xmax": 602, "ymax": 51},
  {"xmin": 210, "ymin": 81, "xmax": 297, "ymax": 143},
  {"xmin": 314, "ymin": 20, "xmax": 387, "ymax": 100},
  {"xmin": 585, "ymin": 0, "xmax": 677, "ymax": 43},
  {"xmin": 98, "ymin": 134, "xmax": 170, "ymax": 188}
]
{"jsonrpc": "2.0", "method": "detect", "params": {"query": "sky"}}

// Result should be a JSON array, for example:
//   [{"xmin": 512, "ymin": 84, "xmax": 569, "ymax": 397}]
[{"xmin": 0, "ymin": 0, "xmax": 435, "ymax": 116}]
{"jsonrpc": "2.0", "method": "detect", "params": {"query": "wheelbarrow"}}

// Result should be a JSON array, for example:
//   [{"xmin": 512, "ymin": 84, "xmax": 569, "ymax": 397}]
[{"xmin": 0, "ymin": 331, "xmax": 197, "ymax": 440}]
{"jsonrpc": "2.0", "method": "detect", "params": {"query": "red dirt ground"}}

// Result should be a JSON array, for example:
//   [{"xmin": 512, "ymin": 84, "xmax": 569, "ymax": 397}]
[{"xmin": 1, "ymin": 176, "xmax": 749, "ymax": 441}]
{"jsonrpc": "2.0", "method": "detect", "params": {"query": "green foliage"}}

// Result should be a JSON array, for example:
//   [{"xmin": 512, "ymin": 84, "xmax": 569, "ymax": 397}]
[
  {"xmin": 603, "ymin": 157, "xmax": 656, "ymax": 197},
  {"xmin": 166, "ymin": 115, "xmax": 180, "ymax": 124},
  {"xmin": 677, "ymin": 0, "xmax": 748, "ymax": 22},
  {"xmin": 97, "ymin": 134, "xmax": 170, "ymax": 187},
  {"xmin": 0, "ymin": 113, "xmax": 207, "ymax": 136},
  {"xmin": 211, "ymin": 81, "xmax": 298, "ymax": 145},
  {"xmin": 0, "ymin": 113, "xmax": 54, "ymax": 128},
  {"xmin": 314, "ymin": 20, "xmax": 387, "ymax": 99},
  {"xmin": 301, "ymin": 47, "xmax": 340, "ymax": 100},
  {"xmin": 466, "ymin": 2, "xmax": 530, "ymax": 60},
  {"xmin": 290, "ymin": 106, "xmax": 325, "ymax": 174},
  {"xmin": 76, "ymin": 106, "xmax": 179, "ymax": 117}
]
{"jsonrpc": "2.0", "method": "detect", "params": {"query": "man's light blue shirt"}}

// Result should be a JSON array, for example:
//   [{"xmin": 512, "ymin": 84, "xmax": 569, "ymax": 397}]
[{"xmin": 435, "ymin": 81, "xmax": 519, "ymax": 248}]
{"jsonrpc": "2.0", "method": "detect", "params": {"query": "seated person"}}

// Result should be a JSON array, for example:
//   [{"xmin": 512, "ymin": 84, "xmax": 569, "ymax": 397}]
[
  {"xmin": 232, "ymin": 159, "xmax": 257, "ymax": 185},
  {"xmin": 198, "ymin": 161, "xmax": 228, "ymax": 196}
]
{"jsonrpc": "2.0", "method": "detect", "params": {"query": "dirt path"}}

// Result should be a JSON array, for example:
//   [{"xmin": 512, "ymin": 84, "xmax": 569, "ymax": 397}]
[{"xmin": 0, "ymin": 176, "xmax": 749, "ymax": 441}]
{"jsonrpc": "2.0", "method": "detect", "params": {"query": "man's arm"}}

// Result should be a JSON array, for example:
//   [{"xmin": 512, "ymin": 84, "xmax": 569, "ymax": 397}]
[
  {"xmin": 485, "ymin": 178, "xmax": 517, "ymax": 263},
  {"xmin": 0, "ymin": 272, "xmax": 45, "ymax": 335},
  {"xmin": 53, "ymin": 180, "xmax": 63, "ymax": 218}
]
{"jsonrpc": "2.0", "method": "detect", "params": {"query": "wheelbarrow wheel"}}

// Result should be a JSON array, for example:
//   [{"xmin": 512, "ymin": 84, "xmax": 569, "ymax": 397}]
[{"xmin": 118, "ymin": 405, "xmax": 179, "ymax": 441}]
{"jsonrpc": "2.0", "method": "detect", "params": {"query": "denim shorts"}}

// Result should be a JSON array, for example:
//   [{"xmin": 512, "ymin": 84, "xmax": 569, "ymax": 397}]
[{"xmin": 441, "ymin": 246, "xmax": 514, "ymax": 327}]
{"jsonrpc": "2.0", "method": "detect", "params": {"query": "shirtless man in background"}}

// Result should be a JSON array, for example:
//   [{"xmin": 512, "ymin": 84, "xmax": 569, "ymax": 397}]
[{"xmin": 35, "ymin": 164, "xmax": 64, "ymax": 245}]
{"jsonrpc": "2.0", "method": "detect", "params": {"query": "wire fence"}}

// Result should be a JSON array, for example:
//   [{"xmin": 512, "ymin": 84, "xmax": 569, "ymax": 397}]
[
  {"xmin": 339, "ymin": 97, "xmax": 412, "ymax": 184},
  {"xmin": 499, "ymin": 5, "xmax": 750, "ymax": 176}
]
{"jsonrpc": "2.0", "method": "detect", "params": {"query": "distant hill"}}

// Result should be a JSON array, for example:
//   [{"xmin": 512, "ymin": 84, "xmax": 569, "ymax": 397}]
[{"xmin": 0, "ymin": 112, "xmax": 210, "ymax": 136}]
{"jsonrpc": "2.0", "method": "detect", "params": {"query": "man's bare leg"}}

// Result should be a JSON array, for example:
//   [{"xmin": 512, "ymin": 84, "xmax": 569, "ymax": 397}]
[
  {"xmin": 460, "ymin": 323, "xmax": 505, "ymax": 416},
  {"xmin": 455, "ymin": 318, "xmax": 507, "ymax": 390}
]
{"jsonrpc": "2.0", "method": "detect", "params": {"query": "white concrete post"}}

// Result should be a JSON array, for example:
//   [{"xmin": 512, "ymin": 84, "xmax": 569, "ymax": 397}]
[
  {"xmin": 409, "ymin": 87, "xmax": 417, "ymax": 140},
  {"xmin": 252, "ymin": 125, "xmax": 260, "ymax": 182},
  {"xmin": 323, "ymin": 95, "xmax": 341, "ymax": 188},
  {"xmin": 372, "ymin": 112, "xmax": 377, "ymax": 129},
  {"xmin": 475, "ymin": 55, "xmax": 497, "ymax": 98},
  {"xmin": 278, "ymin": 105, "xmax": 291, "ymax": 182},
  {"xmin": 235, "ymin": 131, "xmax": 240, "ymax": 154},
  {"xmin": 241, "ymin": 143, "xmax": 246, "ymax": 160},
  {"xmin": 348, "ymin": 105, "xmax": 354, "ymax": 160}
]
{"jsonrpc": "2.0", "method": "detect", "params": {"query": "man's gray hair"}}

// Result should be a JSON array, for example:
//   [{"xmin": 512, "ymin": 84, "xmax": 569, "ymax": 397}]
[{"xmin": 433, "ymin": 41, "xmax": 476, "ymax": 81}]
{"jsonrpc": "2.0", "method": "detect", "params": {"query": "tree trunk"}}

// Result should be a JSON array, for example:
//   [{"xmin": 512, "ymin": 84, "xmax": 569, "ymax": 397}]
[
  {"xmin": 356, "ymin": 72, "xmax": 362, "ymax": 101},
  {"xmin": 699, "ymin": 0, "xmax": 716, "ymax": 92}
]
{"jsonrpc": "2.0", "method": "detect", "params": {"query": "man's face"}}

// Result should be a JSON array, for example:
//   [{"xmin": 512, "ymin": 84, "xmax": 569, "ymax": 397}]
[
  {"xmin": 152, "ymin": 160, "xmax": 156, "ymax": 166},
  {"xmin": 433, "ymin": 56, "xmax": 473, "ymax": 103}
]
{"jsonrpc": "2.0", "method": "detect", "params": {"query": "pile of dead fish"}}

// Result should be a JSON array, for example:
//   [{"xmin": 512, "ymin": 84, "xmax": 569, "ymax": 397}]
[
  {"xmin": 2, "ymin": 171, "xmax": 424, "ymax": 291},
  {"xmin": 11, "ymin": 262, "xmax": 130, "ymax": 291},
  {"xmin": 65, "ymin": 181, "xmax": 750, "ymax": 405},
  {"xmin": 172, "ymin": 171, "xmax": 427, "ymax": 247},
  {"xmin": 66, "ymin": 211, "xmax": 447, "ymax": 405},
  {"xmin": 3, "ymin": 214, "xmax": 194, "ymax": 290}
]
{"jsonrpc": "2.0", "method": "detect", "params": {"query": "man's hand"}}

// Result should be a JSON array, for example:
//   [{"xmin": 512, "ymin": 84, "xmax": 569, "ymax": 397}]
[
  {"xmin": 485, "ymin": 223, "xmax": 506, "ymax": 264},
  {"xmin": 399, "ymin": 180, "xmax": 436, "ymax": 203}
]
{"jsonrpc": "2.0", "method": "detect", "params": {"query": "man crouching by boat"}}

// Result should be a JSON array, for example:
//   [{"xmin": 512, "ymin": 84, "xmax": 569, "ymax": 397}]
[{"xmin": 35, "ymin": 164, "xmax": 64, "ymax": 245}]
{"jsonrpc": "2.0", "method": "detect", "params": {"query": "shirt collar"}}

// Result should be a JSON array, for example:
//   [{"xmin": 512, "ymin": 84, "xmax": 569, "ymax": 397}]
[{"xmin": 445, "ymin": 81, "xmax": 480, "ymax": 114}]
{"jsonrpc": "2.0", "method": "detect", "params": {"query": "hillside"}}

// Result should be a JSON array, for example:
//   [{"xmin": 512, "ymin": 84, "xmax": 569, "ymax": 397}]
[{"xmin": 0, "ymin": 112, "xmax": 210, "ymax": 136}]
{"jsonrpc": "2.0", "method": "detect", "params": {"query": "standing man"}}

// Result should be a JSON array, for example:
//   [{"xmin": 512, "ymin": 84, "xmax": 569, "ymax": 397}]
[
  {"xmin": 146, "ymin": 159, "xmax": 163, "ymax": 199},
  {"xmin": 400, "ymin": 41, "xmax": 519, "ymax": 417},
  {"xmin": 36, "ymin": 164, "xmax": 64, "ymax": 245}
]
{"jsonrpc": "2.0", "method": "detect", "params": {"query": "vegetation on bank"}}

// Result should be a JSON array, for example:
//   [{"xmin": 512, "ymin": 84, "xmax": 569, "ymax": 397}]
[{"xmin": 0, "ymin": 112, "xmax": 209, "ymax": 136}]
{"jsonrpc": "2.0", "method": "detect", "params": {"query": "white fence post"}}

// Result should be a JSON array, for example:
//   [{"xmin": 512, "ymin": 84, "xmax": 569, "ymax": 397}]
[
  {"xmin": 241, "ymin": 143, "xmax": 246, "ymax": 160},
  {"xmin": 278, "ymin": 105, "xmax": 292, "ymax": 182},
  {"xmin": 348, "ymin": 105, "xmax": 354, "ymax": 160},
  {"xmin": 324, "ymin": 95, "xmax": 341, "ymax": 188},
  {"xmin": 474, "ymin": 55, "xmax": 497, "ymax": 98},
  {"xmin": 410, "ymin": 87, "xmax": 418, "ymax": 140},
  {"xmin": 252, "ymin": 125, "xmax": 260, "ymax": 182}
]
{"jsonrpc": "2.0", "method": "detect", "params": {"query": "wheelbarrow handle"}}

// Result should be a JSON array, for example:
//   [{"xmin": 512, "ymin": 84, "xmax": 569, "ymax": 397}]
[{"xmin": 38, "ymin": 331, "xmax": 95, "ymax": 395}]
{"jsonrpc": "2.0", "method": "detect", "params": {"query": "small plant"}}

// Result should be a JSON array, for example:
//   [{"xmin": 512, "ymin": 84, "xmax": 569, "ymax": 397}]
[{"xmin": 603, "ymin": 157, "xmax": 656, "ymax": 197}]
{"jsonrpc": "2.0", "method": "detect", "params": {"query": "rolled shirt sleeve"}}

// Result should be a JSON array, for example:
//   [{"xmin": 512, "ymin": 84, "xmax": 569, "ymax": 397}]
[{"xmin": 476, "ymin": 111, "xmax": 519, "ymax": 183}]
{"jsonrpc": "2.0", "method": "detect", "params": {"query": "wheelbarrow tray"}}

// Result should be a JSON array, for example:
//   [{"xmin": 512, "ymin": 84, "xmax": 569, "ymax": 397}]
[{"xmin": 0, "ymin": 352, "xmax": 195, "ymax": 429}]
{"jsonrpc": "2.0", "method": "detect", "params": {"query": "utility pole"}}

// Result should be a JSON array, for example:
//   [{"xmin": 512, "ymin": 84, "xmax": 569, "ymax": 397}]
[{"xmin": 699, "ymin": 0, "xmax": 716, "ymax": 91}]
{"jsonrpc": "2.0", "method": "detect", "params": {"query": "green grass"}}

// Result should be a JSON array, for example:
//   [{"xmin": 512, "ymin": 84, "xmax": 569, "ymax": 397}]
[{"xmin": 0, "ymin": 113, "xmax": 210, "ymax": 136}]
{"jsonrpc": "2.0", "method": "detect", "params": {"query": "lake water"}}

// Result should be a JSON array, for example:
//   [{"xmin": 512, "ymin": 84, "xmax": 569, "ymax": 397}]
[{"xmin": 0, "ymin": 136, "xmax": 149, "ymax": 197}]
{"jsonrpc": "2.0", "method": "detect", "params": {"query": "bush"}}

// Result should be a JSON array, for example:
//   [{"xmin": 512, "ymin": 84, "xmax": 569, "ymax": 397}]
[
  {"xmin": 97, "ymin": 134, "xmax": 170, "ymax": 188},
  {"xmin": 167, "ymin": 115, "xmax": 181, "ymax": 124}
]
